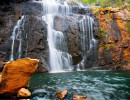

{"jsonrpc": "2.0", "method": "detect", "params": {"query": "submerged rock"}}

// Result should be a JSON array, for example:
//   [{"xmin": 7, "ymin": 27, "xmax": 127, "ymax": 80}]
[
  {"xmin": 17, "ymin": 88, "xmax": 31, "ymax": 98},
  {"xmin": 0, "ymin": 58, "xmax": 38, "ymax": 96},
  {"xmin": 73, "ymin": 94, "xmax": 88, "ymax": 100},
  {"xmin": 56, "ymin": 90, "xmax": 68, "ymax": 100}
]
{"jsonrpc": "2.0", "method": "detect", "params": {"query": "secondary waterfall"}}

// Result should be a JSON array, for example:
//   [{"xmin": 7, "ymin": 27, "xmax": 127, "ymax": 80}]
[
  {"xmin": 10, "ymin": 16, "xmax": 27, "ymax": 61},
  {"xmin": 41, "ymin": 0, "xmax": 73, "ymax": 72},
  {"xmin": 77, "ymin": 15, "xmax": 97, "ymax": 70}
]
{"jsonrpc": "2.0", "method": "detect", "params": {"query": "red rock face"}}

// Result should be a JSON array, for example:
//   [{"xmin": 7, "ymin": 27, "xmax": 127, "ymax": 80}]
[
  {"xmin": 0, "ymin": 58, "xmax": 38, "ymax": 95},
  {"xmin": 91, "ymin": 4, "xmax": 130, "ymax": 70}
]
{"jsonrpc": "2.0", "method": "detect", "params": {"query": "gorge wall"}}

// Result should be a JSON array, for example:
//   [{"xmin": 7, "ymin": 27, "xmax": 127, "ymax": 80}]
[
  {"xmin": 91, "ymin": 5, "xmax": 130, "ymax": 70},
  {"xmin": 0, "ymin": 1, "xmax": 99, "ymax": 72},
  {"xmin": 0, "ymin": 0, "xmax": 129, "ymax": 72}
]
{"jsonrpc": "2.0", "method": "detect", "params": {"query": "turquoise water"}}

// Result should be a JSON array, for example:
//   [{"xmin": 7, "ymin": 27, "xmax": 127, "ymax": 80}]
[{"xmin": 29, "ymin": 71, "xmax": 130, "ymax": 100}]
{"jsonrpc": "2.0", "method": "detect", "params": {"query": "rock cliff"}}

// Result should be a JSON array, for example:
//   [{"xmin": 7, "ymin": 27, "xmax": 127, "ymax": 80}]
[
  {"xmin": 91, "ymin": 4, "xmax": 130, "ymax": 70},
  {"xmin": 0, "ymin": 1, "xmax": 99, "ymax": 71}
]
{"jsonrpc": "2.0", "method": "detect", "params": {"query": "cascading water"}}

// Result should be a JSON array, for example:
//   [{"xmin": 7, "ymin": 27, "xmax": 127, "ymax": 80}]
[
  {"xmin": 39, "ymin": 0, "xmax": 98, "ymax": 72},
  {"xmin": 10, "ymin": 16, "xmax": 26, "ymax": 61},
  {"xmin": 77, "ymin": 15, "xmax": 98, "ymax": 70},
  {"xmin": 41, "ymin": 0, "xmax": 73, "ymax": 72},
  {"xmin": 9, "ymin": 0, "xmax": 98, "ymax": 72}
]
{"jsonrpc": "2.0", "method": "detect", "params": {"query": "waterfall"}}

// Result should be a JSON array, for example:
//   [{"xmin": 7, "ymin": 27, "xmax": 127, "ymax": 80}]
[
  {"xmin": 41, "ymin": 0, "xmax": 73, "ymax": 72},
  {"xmin": 78, "ymin": 15, "xmax": 98, "ymax": 70},
  {"xmin": 9, "ymin": 0, "xmax": 98, "ymax": 72},
  {"xmin": 10, "ymin": 16, "xmax": 26, "ymax": 61},
  {"xmin": 39, "ymin": 0, "xmax": 97, "ymax": 72}
]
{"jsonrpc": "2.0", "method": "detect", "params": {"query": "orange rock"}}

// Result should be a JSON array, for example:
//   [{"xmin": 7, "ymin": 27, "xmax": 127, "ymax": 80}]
[
  {"xmin": 0, "ymin": 74, "xmax": 1, "ymax": 83},
  {"xmin": 56, "ymin": 90, "xmax": 68, "ymax": 100},
  {"xmin": 0, "ymin": 58, "xmax": 39, "ymax": 95},
  {"xmin": 73, "ymin": 94, "xmax": 88, "ymax": 100},
  {"xmin": 17, "ymin": 88, "xmax": 31, "ymax": 98}
]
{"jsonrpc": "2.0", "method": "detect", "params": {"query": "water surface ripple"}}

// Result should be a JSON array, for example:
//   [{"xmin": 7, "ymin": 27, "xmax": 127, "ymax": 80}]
[{"xmin": 29, "ymin": 71, "xmax": 130, "ymax": 100}]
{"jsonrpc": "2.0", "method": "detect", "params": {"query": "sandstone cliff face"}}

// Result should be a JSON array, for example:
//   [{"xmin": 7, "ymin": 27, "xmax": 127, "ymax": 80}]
[{"xmin": 91, "ymin": 4, "xmax": 130, "ymax": 70}]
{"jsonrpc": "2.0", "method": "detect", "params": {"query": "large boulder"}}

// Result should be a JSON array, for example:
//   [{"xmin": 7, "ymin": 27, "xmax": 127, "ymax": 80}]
[{"xmin": 0, "ymin": 58, "xmax": 39, "ymax": 95}]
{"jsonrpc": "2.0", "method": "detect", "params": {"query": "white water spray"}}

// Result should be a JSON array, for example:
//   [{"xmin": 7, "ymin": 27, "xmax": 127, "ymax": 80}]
[
  {"xmin": 41, "ymin": 0, "xmax": 73, "ymax": 72},
  {"xmin": 10, "ymin": 16, "xmax": 25, "ymax": 61}
]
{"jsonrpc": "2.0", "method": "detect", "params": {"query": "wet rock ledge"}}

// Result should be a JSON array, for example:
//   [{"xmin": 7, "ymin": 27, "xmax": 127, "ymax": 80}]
[{"xmin": 0, "ymin": 58, "xmax": 38, "ymax": 99}]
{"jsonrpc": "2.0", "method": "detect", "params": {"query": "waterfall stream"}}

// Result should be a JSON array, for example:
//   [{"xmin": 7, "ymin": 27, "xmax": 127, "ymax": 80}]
[
  {"xmin": 40, "ymin": 0, "xmax": 97, "ymax": 72},
  {"xmin": 78, "ymin": 15, "xmax": 97, "ymax": 70},
  {"xmin": 9, "ymin": 0, "xmax": 98, "ymax": 72},
  {"xmin": 41, "ymin": 0, "xmax": 73, "ymax": 72},
  {"xmin": 10, "ymin": 16, "xmax": 26, "ymax": 61}
]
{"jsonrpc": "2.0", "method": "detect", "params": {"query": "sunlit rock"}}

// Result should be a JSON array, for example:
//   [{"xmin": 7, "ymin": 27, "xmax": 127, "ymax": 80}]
[
  {"xmin": 0, "ymin": 58, "xmax": 39, "ymax": 95},
  {"xmin": 0, "ymin": 74, "xmax": 1, "ymax": 83},
  {"xmin": 17, "ymin": 88, "xmax": 31, "ymax": 98},
  {"xmin": 73, "ymin": 94, "xmax": 88, "ymax": 100},
  {"xmin": 56, "ymin": 90, "xmax": 68, "ymax": 100}
]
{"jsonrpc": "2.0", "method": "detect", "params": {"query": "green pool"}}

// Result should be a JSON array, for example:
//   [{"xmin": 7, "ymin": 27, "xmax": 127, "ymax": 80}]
[{"xmin": 29, "ymin": 70, "xmax": 130, "ymax": 100}]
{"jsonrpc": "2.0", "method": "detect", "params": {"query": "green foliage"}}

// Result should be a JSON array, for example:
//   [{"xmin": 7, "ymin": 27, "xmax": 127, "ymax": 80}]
[
  {"xmin": 126, "ymin": 21, "xmax": 130, "ymax": 27},
  {"xmin": 99, "ymin": 0, "xmax": 112, "ymax": 8},
  {"xmin": 89, "ymin": 6, "xmax": 101, "ymax": 15},
  {"xmin": 126, "ymin": 21, "xmax": 130, "ymax": 33},
  {"xmin": 116, "ymin": 1, "xmax": 123, "ymax": 6},
  {"xmin": 104, "ymin": 43, "xmax": 115, "ymax": 49},
  {"xmin": 106, "ymin": 13, "xmax": 111, "ymax": 19},
  {"xmin": 128, "ymin": 29, "xmax": 130, "ymax": 33},
  {"xmin": 98, "ymin": 28, "xmax": 108, "ymax": 39},
  {"xmin": 128, "ymin": 0, "xmax": 130, "ymax": 4},
  {"xmin": 81, "ymin": 0, "xmax": 97, "ymax": 4},
  {"xmin": 69, "ymin": 0, "xmax": 130, "ymax": 7}
]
